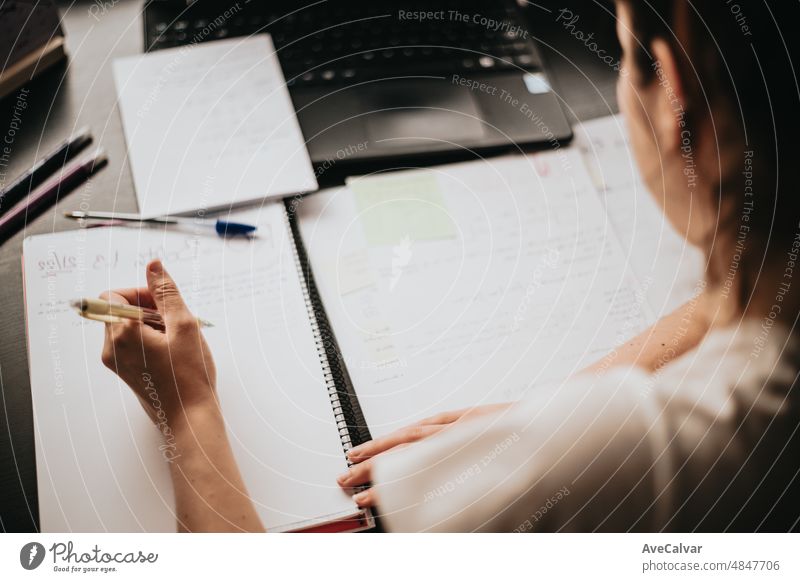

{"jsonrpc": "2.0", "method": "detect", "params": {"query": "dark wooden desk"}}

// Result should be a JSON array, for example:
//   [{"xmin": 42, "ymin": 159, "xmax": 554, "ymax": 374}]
[{"xmin": 0, "ymin": 0, "xmax": 620, "ymax": 531}]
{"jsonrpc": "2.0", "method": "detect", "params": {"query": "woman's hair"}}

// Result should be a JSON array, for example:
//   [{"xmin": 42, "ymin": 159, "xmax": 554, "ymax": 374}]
[{"xmin": 618, "ymin": 0, "xmax": 800, "ymax": 297}]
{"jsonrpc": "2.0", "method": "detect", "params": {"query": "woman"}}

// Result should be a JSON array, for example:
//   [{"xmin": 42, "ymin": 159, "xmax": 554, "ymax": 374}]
[{"xmin": 101, "ymin": 0, "xmax": 800, "ymax": 532}]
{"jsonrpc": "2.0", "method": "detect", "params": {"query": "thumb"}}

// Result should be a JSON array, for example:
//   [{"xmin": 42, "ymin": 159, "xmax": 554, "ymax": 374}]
[{"xmin": 146, "ymin": 260, "xmax": 190, "ymax": 326}]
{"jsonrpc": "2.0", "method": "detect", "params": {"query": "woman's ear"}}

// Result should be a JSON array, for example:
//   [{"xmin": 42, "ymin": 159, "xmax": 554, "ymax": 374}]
[{"xmin": 649, "ymin": 37, "xmax": 687, "ymax": 154}]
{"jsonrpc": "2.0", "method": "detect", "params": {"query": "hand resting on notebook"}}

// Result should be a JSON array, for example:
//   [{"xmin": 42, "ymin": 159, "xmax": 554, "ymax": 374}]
[
  {"xmin": 337, "ymin": 404, "xmax": 512, "ymax": 508},
  {"xmin": 100, "ymin": 259, "xmax": 264, "ymax": 533}
]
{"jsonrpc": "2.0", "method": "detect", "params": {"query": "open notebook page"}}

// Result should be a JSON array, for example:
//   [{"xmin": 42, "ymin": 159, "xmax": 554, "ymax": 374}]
[
  {"xmin": 575, "ymin": 115, "xmax": 704, "ymax": 314},
  {"xmin": 297, "ymin": 149, "xmax": 650, "ymax": 438},
  {"xmin": 24, "ymin": 203, "xmax": 357, "ymax": 532}
]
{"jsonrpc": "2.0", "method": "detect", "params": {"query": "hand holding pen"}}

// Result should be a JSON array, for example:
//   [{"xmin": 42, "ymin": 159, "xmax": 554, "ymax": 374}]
[{"xmin": 97, "ymin": 260, "xmax": 219, "ymax": 427}]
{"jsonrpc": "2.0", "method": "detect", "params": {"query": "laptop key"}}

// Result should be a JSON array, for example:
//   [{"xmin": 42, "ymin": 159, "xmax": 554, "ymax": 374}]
[{"xmin": 513, "ymin": 54, "xmax": 536, "ymax": 67}]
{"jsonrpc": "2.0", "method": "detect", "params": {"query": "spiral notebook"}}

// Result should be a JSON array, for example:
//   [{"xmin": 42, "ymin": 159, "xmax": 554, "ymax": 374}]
[
  {"xmin": 24, "ymin": 147, "xmax": 650, "ymax": 532},
  {"xmin": 23, "ymin": 203, "xmax": 372, "ymax": 533}
]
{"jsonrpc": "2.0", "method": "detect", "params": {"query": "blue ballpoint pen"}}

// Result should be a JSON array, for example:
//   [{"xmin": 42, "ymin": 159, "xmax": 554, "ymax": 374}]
[{"xmin": 65, "ymin": 210, "xmax": 258, "ymax": 236}]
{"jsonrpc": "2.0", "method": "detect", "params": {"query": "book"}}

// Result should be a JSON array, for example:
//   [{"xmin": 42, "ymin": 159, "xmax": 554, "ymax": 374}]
[
  {"xmin": 23, "ymin": 147, "xmax": 649, "ymax": 532},
  {"xmin": 0, "ymin": 1, "xmax": 66, "ymax": 99}
]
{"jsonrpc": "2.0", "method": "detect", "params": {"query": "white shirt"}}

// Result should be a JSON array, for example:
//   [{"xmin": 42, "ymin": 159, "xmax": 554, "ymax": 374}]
[{"xmin": 372, "ymin": 321, "xmax": 800, "ymax": 531}]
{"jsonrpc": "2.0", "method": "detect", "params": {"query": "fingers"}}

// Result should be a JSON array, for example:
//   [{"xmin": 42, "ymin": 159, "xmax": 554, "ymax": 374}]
[
  {"xmin": 347, "ymin": 424, "xmax": 447, "ymax": 463},
  {"xmin": 352, "ymin": 488, "xmax": 377, "ymax": 508},
  {"xmin": 101, "ymin": 319, "xmax": 144, "ymax": 370},
  {"xmin": 416, "ymin": 408, "xmax": 474, "ymax": 426},
  {"xmin": 104, "ymin": 287, "xmax": 157, "ymax": 309},
  {"xmin": 99, "ymin": 290, "xmax": 131, "ymax": 305},
  {"xmin": 416, "ymin": 403, "xmax": 513, "ymax": 426},
  {"xmin": 337, "ymin": 457, "xmax": 373, "ymax": 488},
  {"xmin": 338, "ymin": 461, "xmax": 379, "ymax": 507},
  {"xmin": 145, "ymin": 260, "xmax": 192, "ymax": 329},
  {"xmin": 99, "ymin": 288, "xmax": 162, "ymax": 371},
  {"xmin": 340, "ymin": 409, "xmax": 514, "ymax": 509}
]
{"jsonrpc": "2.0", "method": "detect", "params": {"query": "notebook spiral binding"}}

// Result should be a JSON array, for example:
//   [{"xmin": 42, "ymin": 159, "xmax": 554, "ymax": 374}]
[{"xmin": 283, "ymin": 202, "xmax": 372, "ymax": 464}]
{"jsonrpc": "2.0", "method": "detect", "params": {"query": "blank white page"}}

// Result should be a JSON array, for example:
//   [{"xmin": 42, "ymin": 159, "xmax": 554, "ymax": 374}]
[
  {"xmin": 24, "ymin": 203, "xmax": 356, "ymax": 532},
  {"xmin": 297, "ymin": 149, "xmax": 650, "ymax": 438},
  {"xmin": 113, "ymin": 35, "xmax": 317, "ymax": 217}
]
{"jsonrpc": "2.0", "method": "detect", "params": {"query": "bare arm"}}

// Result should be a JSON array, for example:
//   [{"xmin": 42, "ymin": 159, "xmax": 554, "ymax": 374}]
[
  {"xmin": 102, "ymin": 260, "xmax": 264, "ymax": 532},
  {"xmin": 168, "ymin": 405, "xmax": 263, "ymax": 532}
]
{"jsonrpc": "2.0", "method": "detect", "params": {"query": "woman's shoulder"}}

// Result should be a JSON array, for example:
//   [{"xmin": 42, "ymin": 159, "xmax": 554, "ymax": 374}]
[
  {"xmin": 524, "ymin": 320, "xmax": 800, "ymax": 531},
  {"xmin": 565, "ymin": 319, "xmax": 799, "ymax": 411},
  {"xmin": 646, "ymin": 319, "xmax": 799, "ymax": 409}
]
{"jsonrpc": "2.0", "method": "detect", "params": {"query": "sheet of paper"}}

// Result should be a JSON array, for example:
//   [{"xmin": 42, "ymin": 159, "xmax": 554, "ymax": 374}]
[
  {"xmin": 574, "ymin": 115, "xmax": 704, "ymax": 314},
  {"xmin": 113, "ymin": 35, "xmax": 317, "ymax": 218},
  {"xmin": 298, "ymin": 149, "xmax": 652, "ymax": 438},
  {"xmin": 24, "ymin": 203, "xmax": 356, "ymax": 532}
]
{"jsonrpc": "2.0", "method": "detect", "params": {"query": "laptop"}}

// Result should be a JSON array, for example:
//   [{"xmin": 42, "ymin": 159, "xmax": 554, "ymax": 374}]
[{"xmin": 143, "ymin": 0, "xmax": 572, "ymax": 166}]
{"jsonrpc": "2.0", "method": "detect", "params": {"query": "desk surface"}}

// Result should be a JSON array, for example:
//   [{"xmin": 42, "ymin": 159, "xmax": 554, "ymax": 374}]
[{"xmin": 0, "ymin": 0, "xmax": 620, "ymax": 531}]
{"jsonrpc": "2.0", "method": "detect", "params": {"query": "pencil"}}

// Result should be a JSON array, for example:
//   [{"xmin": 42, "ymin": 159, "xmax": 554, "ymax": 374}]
[
  {"xmin": 0, "ymin": 147, "xmax": 106, "ymax": 244},
  {"xmin": 0, "ymin": 127, "xmax": 92, "ymax": 215}
]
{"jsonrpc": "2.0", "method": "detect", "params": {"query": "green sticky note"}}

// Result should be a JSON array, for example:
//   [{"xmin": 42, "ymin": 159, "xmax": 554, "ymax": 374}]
[{"xmin": 349, "ymin": 172, "xmax": 456, "ymax": 246}]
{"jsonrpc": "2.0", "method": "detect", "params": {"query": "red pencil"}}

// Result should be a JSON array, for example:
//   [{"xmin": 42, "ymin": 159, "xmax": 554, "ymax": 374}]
[{"xmin": 0, "ymin": 147, "xmax": 107, "ymax": 244}]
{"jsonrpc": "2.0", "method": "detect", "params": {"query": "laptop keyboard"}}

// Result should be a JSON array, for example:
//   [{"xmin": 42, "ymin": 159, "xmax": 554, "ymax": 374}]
[{"xmin": 144, "ymin": 0, "xmax": 542, "ymax": 88}]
